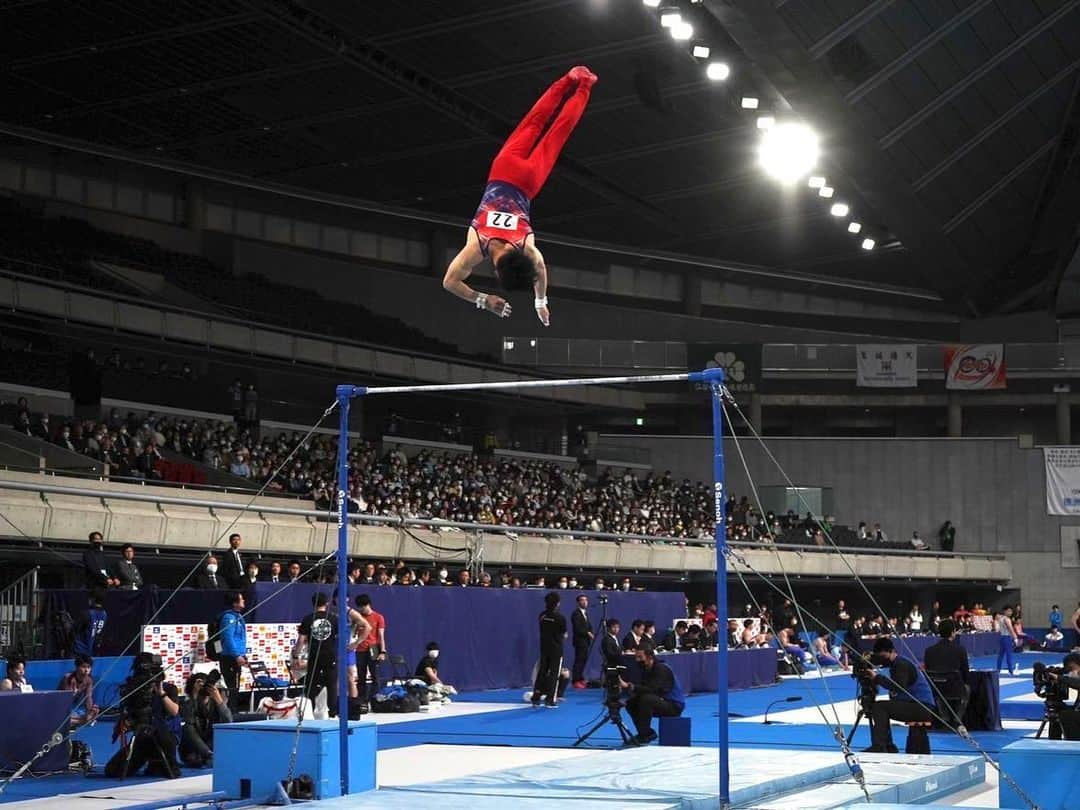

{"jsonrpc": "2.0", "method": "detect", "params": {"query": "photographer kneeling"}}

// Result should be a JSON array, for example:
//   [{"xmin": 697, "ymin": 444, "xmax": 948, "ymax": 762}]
[
  {"xmin": 864, "ymin": 637, "xmax": 936, "ymax": 754},
  {"xmin": 105, "ymin": 653, "xmax": 181, "ymax": 779},
  {"xmin": 180, "ymin": 672, "xmax": 232, "ymax": 767},
  {"xmin": 618, "ymin": 642, "xmax": 685, "ymax": 746}
]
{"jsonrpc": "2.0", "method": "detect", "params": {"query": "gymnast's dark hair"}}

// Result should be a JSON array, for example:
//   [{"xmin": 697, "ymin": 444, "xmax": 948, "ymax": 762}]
[{"xmin": 494, "ymin": 248, "xmax": 537, "ymax": 291}]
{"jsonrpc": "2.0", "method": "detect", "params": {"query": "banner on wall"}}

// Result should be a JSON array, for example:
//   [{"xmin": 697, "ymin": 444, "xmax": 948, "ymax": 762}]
[
  {"xmin": 856, "ymin": 344, "xmax": 917, "ymax": 388},
  {"xmin": 944, "ymin": 344, "xmax": 1006, "ymax": 390},
  {"xmin": 687, "ymin": 344, "xmax": 761, "ymax": 399},
  {"xmin": 1044, "ymin": 447, "xmax": 1080, "ymax": 515}
]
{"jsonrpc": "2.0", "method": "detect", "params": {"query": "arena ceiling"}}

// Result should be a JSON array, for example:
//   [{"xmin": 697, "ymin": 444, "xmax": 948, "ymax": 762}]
[{"xmin": 1, "ymin": 0, "xmax": 1079, "ymax": 316}]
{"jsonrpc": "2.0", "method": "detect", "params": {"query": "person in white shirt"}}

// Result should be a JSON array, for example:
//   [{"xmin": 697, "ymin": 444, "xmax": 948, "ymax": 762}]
[
  {"xmin": 908, "ymin": 606, "xmax": 923, "ymax": 633},
  {"xmin": 0, "ymin": 657, "xmax": 33, "ymax": 692}
]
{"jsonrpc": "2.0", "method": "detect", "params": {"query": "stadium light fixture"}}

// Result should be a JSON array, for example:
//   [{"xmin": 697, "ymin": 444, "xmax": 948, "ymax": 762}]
[
  {"xmin": 643, "ymin": 0, "xmax": 661, "ymax": 6},
  {"xmin": 861, "ymin": 237, "xmax": 876, "ymax": 250},
  {"xmin": 757, "ymin": 122, "xmax": 820, "ymax": 183},
  {"xmin": 829, "ymin": 202, "xmax": 849, "ymax": 217},
  {"xmin": 741, "ymin": 96, "xmax": 759, "ymax": 109},
  {"xmin": 671, "ymin": 21, "xmax": 693, "ymax": 40},
  {"xmin": 707, "ymin": 62, "xmax": 731, "ymax": 81},
  {"xmin": 693, "ymin": 44, "xmax": 710, "ymax": 59},
  {"xmin": 847, "ymin": 221, "xmax": 862, "ymax": 234},
  {"xmin": 660, "ymin": 11, "xmax": 681, "ymax": 27},
  {"xmin": 818, "ymin": 185, "xmax": 834, "ymax": 198},
  {"xmin": 807, "ymin": 175, "xmax": 826, "ymax": 189},
  {"xmin": 756, "ymin": 116, "xmax": 775, "ymax": 130}
]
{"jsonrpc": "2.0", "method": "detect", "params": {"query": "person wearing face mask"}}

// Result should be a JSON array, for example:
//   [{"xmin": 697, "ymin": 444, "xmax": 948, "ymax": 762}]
[
  {"xmin": 82, "ymin": 531, "xmax": 118, "ymax": 590},
  {"xmin": 195, "ymin": 556, "xmax": 222, "ymax": 589},
  {"xmin": 414, "ymin": 641, "xmax": 457, "ymax": 700},
  {"xmin": 437, "ymin": 567, "xmax": 450, "ymax": 585},
  {"xmin": 620, "ymin": 578, "xmax": 632, "ymax": 592},
  {"xmin": 568, "ymin": 577, "xmax": 578, "ymax": 589}
]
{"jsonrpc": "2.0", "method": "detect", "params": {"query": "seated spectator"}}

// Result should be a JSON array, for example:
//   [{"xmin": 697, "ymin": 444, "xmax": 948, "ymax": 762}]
[
  {"xmin": 0, "ymin": 657, "xmax": 32, "ymax": 692},
  {"xmin": 1043, "ymin": 626, "xmax": 1065, "ymax": 651},
  {"xmin": 682, "ymin": 624, "xmax": 704, "ymax": 651},
  {"xmin": 910, "ymin": 531, "xmax": 928, "ymax": 550},
  {"xmin": 57, "ymin": 653, "xmax": 99, "ymax": 728},
  {"xmin": 661, "ymin": 621, "xmax": 688, "ymax": 651},
  {"xmin": 414, "ymin": 642, "xmax": 456, "ymax": 699},
  {"xmin": 813, "ymin": 629, "xmax": 842, "ymax": 669},
  {"xmin": 622, "ymin": 620, "xmax": 646, "ymax": 652}
]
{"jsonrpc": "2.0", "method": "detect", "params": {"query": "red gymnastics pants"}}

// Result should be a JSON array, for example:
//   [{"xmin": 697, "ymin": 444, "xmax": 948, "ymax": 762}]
[{"xmin": 487, "ymin": 73, "xmax": 592, "ymax": 200}]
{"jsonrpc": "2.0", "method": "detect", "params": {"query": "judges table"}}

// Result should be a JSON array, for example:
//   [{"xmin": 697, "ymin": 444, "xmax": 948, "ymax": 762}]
[
  {"xmin": 854, "ymin": 632, "xmax": 998, "ymax": 659},
  {"xmin": 625, "ymin": 648, "xmax": 776, "ymax": 694},
  {"xmin": 0, "ymin": 691, "xmax": 72, "ymax": 774}
]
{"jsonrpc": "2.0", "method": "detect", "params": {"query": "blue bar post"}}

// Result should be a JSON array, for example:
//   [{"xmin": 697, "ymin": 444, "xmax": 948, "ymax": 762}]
[
  {"xmin": 709, "ymin": 373, "xmax": 730, "ymax": 807},
  {"xmin": 335, "ymin": 387, "xmax": 352, "ymax": 795}
]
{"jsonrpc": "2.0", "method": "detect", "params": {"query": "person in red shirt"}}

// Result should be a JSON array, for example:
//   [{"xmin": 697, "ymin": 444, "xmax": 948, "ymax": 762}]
[
  {"xmin": 353, "ymin": 594, "xmax": 387, "ymax": 706},
  {"xmin": 442, "ymin": 66, "xmax": 597, "ymax": 326}
]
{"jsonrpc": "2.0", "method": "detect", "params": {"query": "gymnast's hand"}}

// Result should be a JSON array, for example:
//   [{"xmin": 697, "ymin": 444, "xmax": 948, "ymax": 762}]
[
  {"xmin": 535, "ymin": 303, "xmax": 550, "ymax": 327},
  {"xmin": 484, "ymin": 294, "xmax": 512, "ymax": 318}
]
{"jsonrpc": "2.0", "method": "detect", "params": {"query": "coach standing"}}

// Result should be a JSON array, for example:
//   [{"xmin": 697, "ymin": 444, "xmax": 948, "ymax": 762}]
[
  {"xmin": 570, "ymin": 594, "xmax": 592, "ymax": 689},
  {"xmin": 531, "ymin": 592, "xmax": 567, "ymax": 708}
]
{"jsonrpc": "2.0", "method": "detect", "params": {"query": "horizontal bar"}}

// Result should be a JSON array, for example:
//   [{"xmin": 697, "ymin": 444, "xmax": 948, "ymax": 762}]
[{"xmin": 343, "ymin": 369, "xmax": 722, "ymax": 397}]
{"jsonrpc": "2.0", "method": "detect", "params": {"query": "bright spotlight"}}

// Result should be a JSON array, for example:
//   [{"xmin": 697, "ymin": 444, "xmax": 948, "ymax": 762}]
[
  {"xmin": 741, "ymin": 96, "xmax": 759, "ymax": 109},
  {"xmin": 706, "ymin": 61, "xmax": 730, "ymax": 81},
  {"xmin": 643, "ymin": 0, "xmax": 661, "ymax": 6},
  {"xmin": 660, "ymin": 11, "xmax": 681, "ymax": 27},
  {"xmin": 757, "ymin": 122, "xmax": 819, "ymax": 183},
  {"xmin": 861, "ymin": 237, "xmax": 876, "ymax": 250},
  {"xmin": 692, "ymin": 45, "xmax": 710, "ymax": 58},
  {"xmin": 848, "ymin": 221, "xmax": 862, "ymax": 234},
  {"xmin": 807, "ymin": 175, "xmax": 826, "ymax": 189},
  {"xmin": 671, "ymin": 21, "xmax": 693, "ymax": 40},
  {"xmin": 756, "ymin": 116, "xmax": 775, "ymax": 130},
  {"xmin": 830, "ymin": 202, "xmax": 849, "ymax": 217},
  {"xmin": 818, "ymin": 185, "xmax": 834, "ymax": 198}
]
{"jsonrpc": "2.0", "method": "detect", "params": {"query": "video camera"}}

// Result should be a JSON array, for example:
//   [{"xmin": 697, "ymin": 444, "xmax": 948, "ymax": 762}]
[
  {"xmin": 603, "ymin": 665, "xmax": 626, "ymax": 706},
  {"xmin": 1033, "ymin": 662, "xmax": 1073, "ymax": 705},
  {"xmin": 849, "ymin": 652, "xmax": 880, "ymax": 706}
]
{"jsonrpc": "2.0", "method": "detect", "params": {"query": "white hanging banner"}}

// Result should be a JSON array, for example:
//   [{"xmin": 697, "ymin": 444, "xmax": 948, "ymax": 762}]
[
  {"xmin": 1044, "ymin": 447, "xmax": 1080, "ymax": 515},
  {"xmin": 856, "ymin": 344, "xmax": 917, "ymax": 388}
]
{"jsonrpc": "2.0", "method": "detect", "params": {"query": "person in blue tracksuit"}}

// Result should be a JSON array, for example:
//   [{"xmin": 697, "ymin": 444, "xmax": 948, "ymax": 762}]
[{"xmin": 217, "ymin": 591, "xmax": 247, "ymax": 711}]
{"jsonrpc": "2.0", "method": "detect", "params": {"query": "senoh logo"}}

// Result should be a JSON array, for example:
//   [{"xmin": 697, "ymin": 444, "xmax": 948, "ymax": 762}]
[
  {"xmin": 714, "ymin": 482, "xmax": 724, "ymax": 522},
  {"xmin": 337, "ymin": 489, "xmax": 346, "ymax": 528}
]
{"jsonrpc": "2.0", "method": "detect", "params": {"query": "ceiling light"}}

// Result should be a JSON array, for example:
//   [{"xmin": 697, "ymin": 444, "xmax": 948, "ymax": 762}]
[
  {"xmin": 643, "ymin": 0, "xmax": 661, "ymax": 6},
  {"xmin": 671, "ymin": 21, "xmax": 693, "ymax": 40},
  {"xmin": 692, "ymin": 44, "xmax": 710, "ymax": 59},
  {"xmin": 660, "ymin": 11, "xmax": 681, "ymax": 27},
  {"xmin": 741, "ymin": 96, "xmax": 759, "ymax": 109},
  {"xmin": 756, "ymin": 116, "xmax": 775, "ymax": 130},
  {"xmin": 830, "ymin": 202, "xmax": 849, "ymax": 217},
  {"xmin": 807, "ymin": 175, "xmax": 826, "ymax": 189},
  {"xmin": 706, "ymin": 61, "xmax": 730, "ymax": 81},
  {"xmin": 848, "ymin": 221, "xmax": 862, "ymax": 234},
  {"xmin": 757, "ymin": 122, "xmax": 820, "ymax": 183},
  {"xmin": 818, "ymin": 185, "xmax": 834, "ymax": 198},
  {"xmin": 861, "ymin": 238, "xmax": 876, "ymax": 250}
]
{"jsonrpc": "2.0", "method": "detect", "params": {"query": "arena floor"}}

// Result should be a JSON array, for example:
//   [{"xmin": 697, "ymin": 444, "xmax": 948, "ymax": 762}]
[{"xmin": 0, "ymin": 652, "xmax": 1053, "ymax": 808}]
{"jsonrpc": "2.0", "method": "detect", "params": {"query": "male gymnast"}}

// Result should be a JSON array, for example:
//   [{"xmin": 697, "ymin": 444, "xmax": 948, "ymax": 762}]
[{"xmin": 442, "ymin": 66, "xmax": 597, "ymax": 326}]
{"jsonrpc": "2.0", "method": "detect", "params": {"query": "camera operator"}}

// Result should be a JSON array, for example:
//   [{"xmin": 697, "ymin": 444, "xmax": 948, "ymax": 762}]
[
  {"xmin": 863, "ymin": 637, "xmax": 936, "ymax": 754},
  {"xmin": 104, "ymin": 653, "xmax": 181, "ymax": 779},
  {"xmin": 179, "ymin": 672, "xmax": 232, "ymax": 767},
  {"xmin": 1038, "ymin": 652, "xmax": 1080, "ymax": 739},
  {"xmin": 617, "ymin": 642, "xmax": 685, "ymax": 746}
]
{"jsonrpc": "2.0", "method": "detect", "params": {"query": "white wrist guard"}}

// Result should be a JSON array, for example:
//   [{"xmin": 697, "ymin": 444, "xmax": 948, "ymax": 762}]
[
  {"xmin": 475, "ymin": 293, "xmax": 488, "ymax": 310},
  {"xmin": 534, "ymin": 297, "xmax": 548, "ymax": 308}
]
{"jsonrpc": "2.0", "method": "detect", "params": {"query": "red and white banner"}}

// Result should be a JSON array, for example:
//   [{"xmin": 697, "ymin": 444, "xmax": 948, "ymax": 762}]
[
  {"xmin": 142, "ymin": 622, "xmax": 298, "ymax": 690},
  {"xmin": 944, "ymin": 344, "xmax": 1006, "ymax": 390}
]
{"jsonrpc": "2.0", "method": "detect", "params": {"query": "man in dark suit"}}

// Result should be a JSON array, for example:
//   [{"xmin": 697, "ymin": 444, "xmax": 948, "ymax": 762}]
[
  {"xmin": 923, "ymin": 620, "xmax": 970, "ymax": 681},
  {"xmin": 622, "ymin": 619, "xmax": 645, "ymax": 652},
  {"xmin": 82, "ymin": 531, "xmax": 117, "ymax": 590},
  {"xmin": 601, "ymin": 619, "xmax": 622, "ymax": 668},
  {"xmin": 570, "ymin": 594, "xmax": 592, "ymax": 689},
  {"xmin": 218, "ymin": 533, "xmax": 245, "ymax": 591},
  {"xmin": 194, "ymin": 556, "xmax": 222, "ymax": 589}
]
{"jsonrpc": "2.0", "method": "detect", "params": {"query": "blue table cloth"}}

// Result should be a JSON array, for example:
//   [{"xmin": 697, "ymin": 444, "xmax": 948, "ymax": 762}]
[
  {"xmin": 0, "ymin": 690, "xmax": 73, "ymax": 774},
  {"xmin": 626, "ymin": 648, "xmax": 776, "ymax": 694}
]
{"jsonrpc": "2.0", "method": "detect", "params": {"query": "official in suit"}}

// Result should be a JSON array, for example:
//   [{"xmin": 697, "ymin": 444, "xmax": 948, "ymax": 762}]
[
  {"xmin": 218, "ymin": 533, "xmax": 246, "ymax": 590},
  {"xmin": 622, "ymin": 619, "xmax": 645, "ymax": 652},
  {"xmin": 570, "ymin": 594, "xmax": 593, "ymax": 688},
  {"xmin": 194, "ymin": 556, "xmax": 223, "ymax": 589},
  {"xmin": 82, "ymin": 531, "xmax": 116, "ymax": 590},
  {"xmin": 601, "ymin": 618, "xmax": 622, "ymax": 668},
  {"xmin": 923, "ymin": 620, "xmax": 970, "ymax": 681}
]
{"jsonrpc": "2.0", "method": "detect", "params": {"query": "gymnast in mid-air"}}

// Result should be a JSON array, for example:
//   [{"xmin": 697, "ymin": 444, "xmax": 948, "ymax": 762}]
[{"xmin": 442, "ymin": 66, "xmax": 597, "ymax": 326}]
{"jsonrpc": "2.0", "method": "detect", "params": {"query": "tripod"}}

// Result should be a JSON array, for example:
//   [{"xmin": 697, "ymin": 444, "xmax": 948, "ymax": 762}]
[
  {"xmin": 1035, "ymin": 700, "xmax": 1064, "ymax": 740},
  {"xmin": 573, "ymin": 697, "xmax": 635, "ymax": 747},
  {"xmin": 845, "ymin": 692, "xmax": 878, "ymax": 749}
]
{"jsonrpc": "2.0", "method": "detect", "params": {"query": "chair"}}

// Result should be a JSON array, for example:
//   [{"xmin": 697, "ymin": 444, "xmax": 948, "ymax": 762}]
[
  {"xmin": 247, "ymin": 660, "xmax": 294, "ymax": 712},
  {"xmin": 381, "ymin": 654, "xmax": 411, "ymax": 685},
  {"xmin": 925, "ymin": 670, "xmax": 970, "ymax": 728}
]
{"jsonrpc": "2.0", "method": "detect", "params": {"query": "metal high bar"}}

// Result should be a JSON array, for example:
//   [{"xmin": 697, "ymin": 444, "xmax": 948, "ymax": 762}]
[{"xmin": 338, "ymin": 369, "xmax": 722, "ymax": 398}]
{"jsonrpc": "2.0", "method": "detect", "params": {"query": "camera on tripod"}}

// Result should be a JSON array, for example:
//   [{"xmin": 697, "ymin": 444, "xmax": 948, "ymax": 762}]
[
  {"xmin": 1032, "ymin": 662, "xmax": 1070, "ymax": 703},
  {"xmin": 603, "ymin": 665, "xmax": 626, "ymax": 705}
]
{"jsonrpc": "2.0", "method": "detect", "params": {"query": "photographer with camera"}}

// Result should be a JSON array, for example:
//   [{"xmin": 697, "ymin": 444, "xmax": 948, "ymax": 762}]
[
  {"xmin": 104, "ymin": 653, "xmax": 181, "ymax": 779},
  {"xmin": 862, "ymin": 637, "xmax": 936, "ymax": 754},
  {"xmin": 179, "ymin": 671, "xmax": 232, "ymax": 767},
  {"xmin": 617, "ymin": 642, "xmax": 685, "ymax": 746},
  {"xmin": 1032, "ymin": 652, "xmax": 1080, "ymax": 739}
]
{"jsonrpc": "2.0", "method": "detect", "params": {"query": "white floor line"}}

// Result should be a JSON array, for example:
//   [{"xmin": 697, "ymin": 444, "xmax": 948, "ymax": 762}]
[
  {"xmin": 0, "ymin": 775, "xmax": 214, "ymax": 809},
  {"xmin": 377, "ymin": 744, "xmax": 592, "ymax": 787},
  {"xmin": 365, "ymin": 701, "xmax": 523, "ymax": 726}
]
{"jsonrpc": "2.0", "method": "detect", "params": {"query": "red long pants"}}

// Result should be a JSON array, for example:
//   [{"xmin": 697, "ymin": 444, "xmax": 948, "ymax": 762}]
[{"xmin": 487, "ymin": 74, "xmax": 592, "ymax": 200}]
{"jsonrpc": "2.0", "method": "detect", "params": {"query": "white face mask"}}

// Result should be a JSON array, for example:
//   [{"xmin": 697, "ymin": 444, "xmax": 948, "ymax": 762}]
[
  {"xmin": 429, "ymin": 650, "xmax": 439, "ymax": 659},
  {"xmin": 206, "ymin": 564, "xmax": 218, "ymax": 574},
  {"xmin": 569, "ymin": 580, "xmax": 577, "ymax": 588},
  {"xmin": 439, "ymin": 569, "xmax": 448, "ymax": 579},
  {"xmin": 559, "ymin": 581, "xmax": 568, "ymax": 589}
]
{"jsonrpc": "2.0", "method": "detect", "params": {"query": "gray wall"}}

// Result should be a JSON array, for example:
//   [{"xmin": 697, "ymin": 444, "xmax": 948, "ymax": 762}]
[{"xmin": 610, "ymin": 435, "xmax": 1069, "ymax": 554}]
